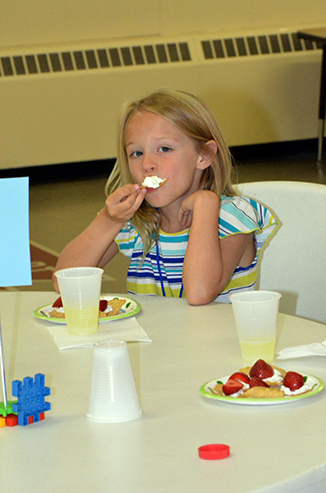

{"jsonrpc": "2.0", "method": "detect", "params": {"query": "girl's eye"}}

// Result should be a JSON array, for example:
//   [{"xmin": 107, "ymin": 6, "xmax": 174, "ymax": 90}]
[
  {"xmin": 158, "ymin": 146, "xmax": 172, "ymax": 153},
  {"xmin": 130, "ymin": 150, "xmax": 143, "ymax": 158}
]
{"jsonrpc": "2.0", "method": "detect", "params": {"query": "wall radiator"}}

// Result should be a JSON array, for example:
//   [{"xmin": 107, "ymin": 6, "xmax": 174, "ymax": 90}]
[{"xmin": 0, "ymin": 27, "xmax": 322, "ymax": 169}]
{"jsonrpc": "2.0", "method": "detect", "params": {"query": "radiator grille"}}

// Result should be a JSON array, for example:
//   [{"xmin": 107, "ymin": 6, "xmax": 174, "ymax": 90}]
[
  {"xmin": 0, "ymin": 41, "xmax": 191, "ymax": 77},
  {"xmin": 0, "ymin": 31, "xmax": 322, "ymax": 77},
  {"xmin": 201, "ymin": 32, "xmax": 322, "ymax": 59}
]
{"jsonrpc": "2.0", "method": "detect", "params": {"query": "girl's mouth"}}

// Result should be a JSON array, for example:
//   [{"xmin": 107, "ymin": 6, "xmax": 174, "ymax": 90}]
[{"xmin": 140, "ymin": 177, "xmax": 168, "ymax": 189}]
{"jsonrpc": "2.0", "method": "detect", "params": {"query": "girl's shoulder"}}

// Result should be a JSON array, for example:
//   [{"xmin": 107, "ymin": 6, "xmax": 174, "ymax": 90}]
[
  {"xmin": 220, "ymin": 194, "xmax": 260, "ymax": 221},
  {"xmin": 219, "ymin": 194, "xmax": 276, "ymax": 235},
  {"xmin": 115, "ymin": 221, "xmax": 142, "ymax": 256},
  {"xmin": 115, "ymin": 221, "xmax": 138, "ymax": 243},
  {"xmin": 116, "ymin": 220, "xmax": 136, "ymax": 234}
]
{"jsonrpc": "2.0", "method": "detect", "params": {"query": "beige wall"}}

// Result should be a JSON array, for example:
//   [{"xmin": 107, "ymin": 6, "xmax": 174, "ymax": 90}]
[
  {"xmin": 1, "ymin": 1, "xmax": 326, "ymax": 169},
  {"xmin": 1, "ymin": 0, "xmax": 325, "ymax": 48}
]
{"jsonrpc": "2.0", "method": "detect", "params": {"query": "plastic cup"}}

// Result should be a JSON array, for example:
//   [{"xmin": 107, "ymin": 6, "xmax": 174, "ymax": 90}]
[
  {"xmin": 229, "ymin": 290, "xmax": 282, "ymax": 364},
  {"xmin": 87, "ymin": 340, "xmax": 142, "ymax": 423},
  {"xmin": 55, "ymin": 267, "xmax": 104, "ymax": 336}
]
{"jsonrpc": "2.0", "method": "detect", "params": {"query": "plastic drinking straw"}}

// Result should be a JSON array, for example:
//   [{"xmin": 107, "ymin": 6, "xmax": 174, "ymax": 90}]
[{"xmin": 0, "ymin": 317, "xmax": 7, "ymax": 410}]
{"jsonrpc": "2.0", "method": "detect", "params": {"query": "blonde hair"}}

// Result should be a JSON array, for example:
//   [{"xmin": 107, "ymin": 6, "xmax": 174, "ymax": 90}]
[{"xmin": 106, "ymin": 89, "xmax": 236, "ymax": 255}]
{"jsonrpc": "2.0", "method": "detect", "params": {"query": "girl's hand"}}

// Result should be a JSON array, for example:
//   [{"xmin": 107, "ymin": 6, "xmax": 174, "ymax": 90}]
[
  {"xmin": 178, "ymin": 190, "xmax": 218, "ymax": 228},
  {"xmin": 104, "ymin": 184, "xmax": 147, "ymax": 223},
  {"xmin": 178, "ymin": 194, "xmax": 195, "ymax": 228}
]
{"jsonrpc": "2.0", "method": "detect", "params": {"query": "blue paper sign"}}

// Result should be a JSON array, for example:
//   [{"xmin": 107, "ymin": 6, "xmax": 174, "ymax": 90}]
[{"xmin": 0, "ymin": 177, "xmax": 32, "ymax": 287}]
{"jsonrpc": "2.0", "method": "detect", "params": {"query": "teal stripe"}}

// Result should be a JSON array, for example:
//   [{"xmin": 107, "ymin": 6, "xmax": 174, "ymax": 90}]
[
  {"xmin": 219, "ymin": 217, "xmax": 239, "ymax": 233},
  {"xmin": 160, "ymin": 233, "xmax": 189, "ymax": 243}
]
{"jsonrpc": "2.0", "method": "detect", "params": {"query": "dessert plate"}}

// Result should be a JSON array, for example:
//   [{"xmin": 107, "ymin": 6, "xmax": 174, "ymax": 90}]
[
  {"xmin": 199, "ymin": 374, "xmax": 324, "ymax": 406},
  {"xmin": 34, "ymin": 296, "xmax": 141, "ymax": 324}
]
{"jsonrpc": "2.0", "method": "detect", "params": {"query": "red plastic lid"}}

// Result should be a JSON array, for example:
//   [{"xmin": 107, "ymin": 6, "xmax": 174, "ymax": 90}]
[{"xmin": 198, "ymin": 444, "xmax": 230, "ymax": 460}]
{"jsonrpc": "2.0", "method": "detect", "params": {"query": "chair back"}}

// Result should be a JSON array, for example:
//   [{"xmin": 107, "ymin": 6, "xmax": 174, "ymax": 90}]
[{"xmin": 237, "ymin": 181, "xmax": 326, "ymax": 324}]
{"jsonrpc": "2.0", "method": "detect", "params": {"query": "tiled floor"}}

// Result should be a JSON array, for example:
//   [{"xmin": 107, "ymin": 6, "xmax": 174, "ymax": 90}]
[{"xmin": 26, "ymin": 144, "xmax": 325, "ymax": 293}]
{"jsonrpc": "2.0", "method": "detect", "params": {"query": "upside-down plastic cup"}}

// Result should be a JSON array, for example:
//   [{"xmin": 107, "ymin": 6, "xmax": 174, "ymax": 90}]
[
  {"xmin": 55, "ymin": 267, "xmax": 104, "ymax": 336},
  {"xmin": 87, "ymin": 340, "xmax": 142, "ymax": 423},
  {"xmin": 229, "ymin": 290, "xmax": 282, "ymax": 364}
]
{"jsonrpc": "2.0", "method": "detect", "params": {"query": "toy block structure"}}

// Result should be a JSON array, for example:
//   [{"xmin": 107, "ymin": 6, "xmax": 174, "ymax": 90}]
[
  {"xmin": 0, "ymin": 401, "xmax": 16, "ymax": 417},
  {"xmin": 12, "ymin": 373, "xmax": 51, "ymax": 426},
  {"xmin": 0, "ymin": 404, "xmax": 19, "ymax": 427},
  {"xmin": 5, "ymin": 414, "xmax": 18, "ymax": 427}
]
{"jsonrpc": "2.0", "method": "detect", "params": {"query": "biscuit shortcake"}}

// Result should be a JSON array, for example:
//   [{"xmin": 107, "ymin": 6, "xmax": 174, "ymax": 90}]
[
  {"xmin": 214, "ymin": 359, "xmax": 311, "ymax": 399},
  {"xmin": 49, "ymin": 297, "xmax": 126, "ymax": 319}
]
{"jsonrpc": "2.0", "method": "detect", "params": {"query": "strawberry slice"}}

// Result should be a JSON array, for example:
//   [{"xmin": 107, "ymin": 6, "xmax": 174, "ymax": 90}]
[
  {"xmin": 283, "ymin": 371, "xmax": 305, "ymax": 391},
  {"xmin": 229, "ymin": 371, "xmax": 250, "ymax": 385},
  {"xmin": 52, "ymin": 296, "xmax": 63, "ymax": 308},
  {"xmin": 99, "ymin": 299, "xmax": 108, "ymax": 312},
  {"xmin": 249, "ymin": 377, "xmax": 269, "ymax": 388},
  {"xmin": 53, "ymin": 297, "xmax": 108, "ymax": 312},
  {"xmin": 249, "ymin": 359, "xmax": 274, "ymax": 380},
  {"xmin": 222, "ymin": 379, "xmax": 244, "ymax": 396}
]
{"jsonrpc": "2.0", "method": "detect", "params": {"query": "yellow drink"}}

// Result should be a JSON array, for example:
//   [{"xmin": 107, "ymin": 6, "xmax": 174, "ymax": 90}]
[
  {"xmin": 64, "ymin": 306, "xmax": 99, "ymax": 335},
  {"xmin": 240, "ymin": 340, "xmax": 275, "ymax": 364}
]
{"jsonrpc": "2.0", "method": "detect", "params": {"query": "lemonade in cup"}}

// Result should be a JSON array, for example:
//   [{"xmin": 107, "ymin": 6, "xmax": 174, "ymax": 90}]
[
  {"xmin": 55, "ymin": 267, "xmax": 104, "ymax": 335},
  {"xmin": 230, "ymin": 290, "xmax": 282, "ymax": 364}
]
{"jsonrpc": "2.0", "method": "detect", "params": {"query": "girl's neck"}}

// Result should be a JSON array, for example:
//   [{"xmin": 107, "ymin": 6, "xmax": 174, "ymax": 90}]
[{"xmin": 159, "ymin": 210, "xmax": 185, "ymax": 234}]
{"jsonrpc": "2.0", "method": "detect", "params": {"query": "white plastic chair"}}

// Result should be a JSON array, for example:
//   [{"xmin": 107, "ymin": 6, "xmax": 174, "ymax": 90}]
[{"xmin": 237, "ymin": 181, "xmax": 326, "ymax": 325}]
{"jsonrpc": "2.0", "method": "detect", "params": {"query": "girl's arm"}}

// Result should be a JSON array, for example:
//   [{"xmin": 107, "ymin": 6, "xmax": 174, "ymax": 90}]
[
  {"xmin": 53, "ymin": 208, "xmax": 121, "ymax": 272},
  {"xmin": 179, "ymin": 190, "xmax": 255, "ymax": 305},
  {"xmin": 53, "ymin": 184, "xmax": 147, "ymax": 291}
]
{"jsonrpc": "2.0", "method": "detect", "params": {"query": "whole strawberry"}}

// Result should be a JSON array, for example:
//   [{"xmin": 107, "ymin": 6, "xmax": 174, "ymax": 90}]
[
  {"xmin": 283, "ymin": 371, "xmax": 305, "ymax": 391},
  {"xmin": 249, "ymin": 359, "xmax": 274, "ymax": 380}
]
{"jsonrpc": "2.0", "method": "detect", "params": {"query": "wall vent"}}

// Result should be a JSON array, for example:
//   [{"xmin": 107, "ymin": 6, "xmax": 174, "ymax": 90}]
[
  {"xmin": 1, "ymin": 32, "xmax": 322, "ymax": 77},
  {"xmin": 0, "ymin": 28, "xmax": 322, "ymax": 169},
  {"xmin": 201, "ymin": 32, "xmax": 322, "ymax": 59},
  {"xmin": 0, "ymin": 41, "xmax": 191, "ymax": 77}
]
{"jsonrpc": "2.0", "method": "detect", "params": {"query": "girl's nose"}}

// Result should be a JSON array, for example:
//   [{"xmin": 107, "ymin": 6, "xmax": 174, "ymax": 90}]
[{"xmin": 141, "ymin": 154, "xmax": 156, "ymax": 172}]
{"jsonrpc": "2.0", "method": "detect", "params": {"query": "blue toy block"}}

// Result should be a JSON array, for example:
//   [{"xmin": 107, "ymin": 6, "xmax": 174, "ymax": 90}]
[{"xmin": 12, "ymin": 373, "xmax": 51, "ymax": 426}]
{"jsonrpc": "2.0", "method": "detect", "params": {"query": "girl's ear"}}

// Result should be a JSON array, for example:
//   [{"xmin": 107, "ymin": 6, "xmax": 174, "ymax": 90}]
[{"xmin": 196, "ymin": 140, "xmax": 218, "ymax": 170}]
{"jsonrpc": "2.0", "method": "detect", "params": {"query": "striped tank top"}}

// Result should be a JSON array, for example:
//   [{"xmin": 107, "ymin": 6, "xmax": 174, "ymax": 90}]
[{"xmin": 115, "ymin": 195, "xmax": 278, "ymax": 302}]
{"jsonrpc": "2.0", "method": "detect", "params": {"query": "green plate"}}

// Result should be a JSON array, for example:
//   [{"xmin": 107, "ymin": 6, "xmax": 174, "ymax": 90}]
[
  {"xmin": 33, "ymin": 296, "xmax": 141, "ymax": 324},
  {"xmin": 200, "ymin": 373, "xmax": 325, "ymax": 406}
]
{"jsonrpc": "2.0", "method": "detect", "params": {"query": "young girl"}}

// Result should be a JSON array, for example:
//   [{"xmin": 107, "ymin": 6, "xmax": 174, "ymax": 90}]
[{"xmin": 53, "ymin": 89, "xmax": 277, "ymax": 305}]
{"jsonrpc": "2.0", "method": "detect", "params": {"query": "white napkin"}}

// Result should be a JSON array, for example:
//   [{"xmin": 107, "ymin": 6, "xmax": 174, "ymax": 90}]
[
  {"xmin": 46, "ymin": 316, "xmax": 152, "ymax": 351},
  {"xmin": 277, "ymin": 340, "xmax": 326, "ymax": 359}
]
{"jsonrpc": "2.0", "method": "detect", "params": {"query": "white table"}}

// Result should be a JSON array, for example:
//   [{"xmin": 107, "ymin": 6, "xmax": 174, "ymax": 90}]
[{"xmin": 1, "ymin": 291, "xmax": 326, "ymax": 493}]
